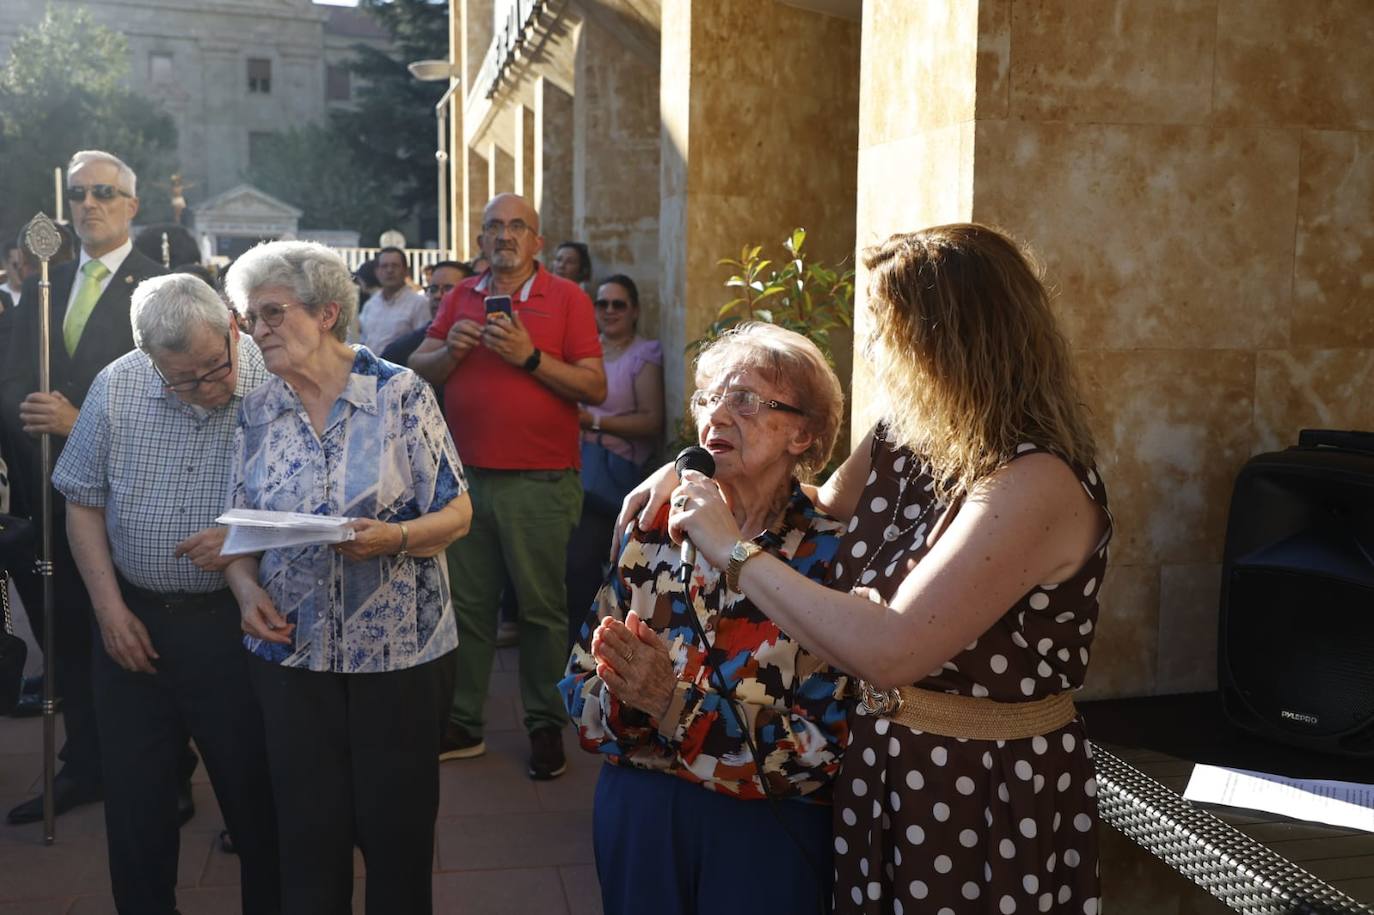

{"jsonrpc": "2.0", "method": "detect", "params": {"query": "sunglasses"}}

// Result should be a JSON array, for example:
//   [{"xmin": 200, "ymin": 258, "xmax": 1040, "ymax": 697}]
[
  {"xmin": 66, "ymin": 184, "xmax": 133, "ymax": 203},
  {"xmin": 594, "ymin": 298, "xmax": 632, "ymax": 312},
  {"xmin": 243, "ymin": 301, "xmax": 301, "ymax": 332}
]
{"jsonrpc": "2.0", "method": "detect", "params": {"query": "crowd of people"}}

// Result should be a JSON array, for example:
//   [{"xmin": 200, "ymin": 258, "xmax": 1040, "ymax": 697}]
[{"xmin": 0, "ymin": 149, "xmax": 1111, "ymax": 915}]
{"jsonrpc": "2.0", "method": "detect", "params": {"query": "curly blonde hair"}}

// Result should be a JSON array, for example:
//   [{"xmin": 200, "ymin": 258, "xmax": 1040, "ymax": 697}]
[{"xmin": 863, "ymin": 224, "xmax": 1096, "ymax": 497}]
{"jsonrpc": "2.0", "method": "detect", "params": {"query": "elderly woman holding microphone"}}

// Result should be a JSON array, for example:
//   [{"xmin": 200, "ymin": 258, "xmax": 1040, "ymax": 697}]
[
  {"xmin": 221, "ymin": 241, "xmax": 471, "ymax": 915},
  {"xmin": 560, "ymin": 322, "xmax": 850, "ymax": 915}
]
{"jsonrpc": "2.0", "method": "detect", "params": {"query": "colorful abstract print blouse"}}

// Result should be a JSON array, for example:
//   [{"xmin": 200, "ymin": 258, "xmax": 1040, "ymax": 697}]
[
  {"xmin": 560, "ymin": 482, "xmax": 851, "ymax": 801},
  {"xmin": 229, "ymin": 347, "xmax": 467, "ymax": 673}
]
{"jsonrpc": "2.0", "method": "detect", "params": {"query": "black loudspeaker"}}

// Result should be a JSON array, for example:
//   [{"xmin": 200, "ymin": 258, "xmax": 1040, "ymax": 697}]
[{"xmin": 1218, "ymin": 429, "xmax": 1374, "ymax": 757}]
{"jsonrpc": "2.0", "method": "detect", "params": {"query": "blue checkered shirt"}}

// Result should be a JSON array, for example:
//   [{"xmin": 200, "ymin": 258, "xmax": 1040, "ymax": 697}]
[
  {"xmin": 52, "ymin": 338, "xmax": 269, "ymax": 593},
  {"xmin": 229, "ymin": 347, "xmax": 466, "ymax": 673}
]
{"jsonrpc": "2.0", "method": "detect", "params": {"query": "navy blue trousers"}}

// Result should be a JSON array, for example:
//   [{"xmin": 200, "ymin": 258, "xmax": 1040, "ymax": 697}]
[{"xmin": 593, "ymin": 762, "xmax": 833, "ymax": 915}]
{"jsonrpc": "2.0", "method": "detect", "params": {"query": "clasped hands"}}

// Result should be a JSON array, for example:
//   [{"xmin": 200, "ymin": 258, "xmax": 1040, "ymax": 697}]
[
  {"xmin": 444, "ymin": 312, "xmax": 534, "ymax": 367},
  {"xmin": 592, "ymin": 610, "xmax": 676, "ymax": 720}
]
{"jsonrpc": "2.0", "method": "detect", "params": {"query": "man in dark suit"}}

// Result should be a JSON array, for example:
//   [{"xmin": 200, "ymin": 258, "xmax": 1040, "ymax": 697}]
[{"xmin": 0, "ymin": 150, "xmax": 166, "ymax": 824}]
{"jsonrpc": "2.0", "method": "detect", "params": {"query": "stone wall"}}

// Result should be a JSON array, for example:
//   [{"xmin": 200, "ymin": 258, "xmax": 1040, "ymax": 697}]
[
  {"xmin": 854, "ymin": 0, "xmax": 1374, "ymax": 700},
  {"xmin": 658, "ymin": 0, "xmax": 860, "ymax": 422}
]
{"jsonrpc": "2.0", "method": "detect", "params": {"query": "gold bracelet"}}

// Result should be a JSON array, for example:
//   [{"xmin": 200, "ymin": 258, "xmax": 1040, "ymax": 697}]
[{"xmin": 397, "ymin": 522, "xmax": 409, "ymax": 558}]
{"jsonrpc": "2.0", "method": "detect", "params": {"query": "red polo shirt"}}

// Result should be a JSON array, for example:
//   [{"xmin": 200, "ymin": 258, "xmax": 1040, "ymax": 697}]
[{"xmin": 427, "ymin": 266, "xmax": 601, "ymax": 469}]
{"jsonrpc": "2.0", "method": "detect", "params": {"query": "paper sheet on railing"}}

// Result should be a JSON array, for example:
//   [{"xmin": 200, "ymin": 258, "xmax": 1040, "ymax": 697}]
[
  {"xmin": 1183, "ymin": 763, "xmax": 1374, "ymax": 833},
  {"xmin": 216, "ymin": 509, "xmax": 356, "ymax": 556}
]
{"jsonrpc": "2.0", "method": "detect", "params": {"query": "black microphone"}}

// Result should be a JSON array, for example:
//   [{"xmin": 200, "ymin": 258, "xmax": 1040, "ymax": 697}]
[{"xmin": 673, "ymin": 446, "xmax": 716, "ymax": 580}]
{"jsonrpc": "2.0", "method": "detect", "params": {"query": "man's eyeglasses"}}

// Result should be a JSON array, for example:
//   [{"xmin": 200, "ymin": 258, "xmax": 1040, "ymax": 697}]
[
  {"xmin": 154, "ymin": 335, "xmax": 233, "ymax": 393},
  {"xmin": 66, "ymin": 184, "xmax": 133, "ymax": 203},
  {"xmin": 426, "ymin": 284, "xmax": 457, "ymax": 297},
  {"xmin": 243, "ymin": 301, "xmax": 300, "ymax": 332},
  {"xmin": 481, "ymin": 219, "xmax": 532, "ymax": 238},
  {"xmin": 594, "ymin": 298, "xmax": 632, "ymax": 312},
  {"xmin": 689, "ymin": 389, "xmax": 805, "ymax": 418}
]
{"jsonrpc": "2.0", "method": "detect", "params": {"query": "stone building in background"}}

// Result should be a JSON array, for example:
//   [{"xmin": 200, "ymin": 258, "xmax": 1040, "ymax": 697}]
[
  {"xmin": 448, "ymin": 0, "xmax": 1374, "ymax": 712},
  {"xmin": 0, "ymin": 0, "xmax": 391, "ymax": 219}
]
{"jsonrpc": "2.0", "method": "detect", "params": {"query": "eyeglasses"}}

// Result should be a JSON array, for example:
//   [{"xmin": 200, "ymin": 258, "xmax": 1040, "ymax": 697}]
[
  {"xmin": 594, "ymin": 298, "xmax": 632, "ymax": 312},
  {"xmin": 481, "ymin": 219, "xmax": 532, "ymax": 238},
  {"xmin": 426, "ymin": 283, "xmax": 457, "ymax": 297},
  {"xmin": 154, "ymin": 335, "xmax": 233, "ymax": 393},
  {"xmin": 689, "ymin": 389, "xmax": 805, "ymax": 418},
  {"xmin": 243, "ymin": 301, "xmax": 301, "ymax": 332},
  {"xmin": 66, "ymin": 184, "xmax": 132, "ymax": 203}
]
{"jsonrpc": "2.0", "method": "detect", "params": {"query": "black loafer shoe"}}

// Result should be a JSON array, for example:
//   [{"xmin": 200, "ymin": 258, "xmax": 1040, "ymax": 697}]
[
  {"xmin": 177, "ymin": 779, "xmax": 196, "ymax": 827},
  {"xmin": 6, "ymin": 775, "xmax": 103, "ymax": 825}
]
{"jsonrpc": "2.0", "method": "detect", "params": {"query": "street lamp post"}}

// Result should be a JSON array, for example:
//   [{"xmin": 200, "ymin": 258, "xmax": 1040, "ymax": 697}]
[{"xmin": 407, "ymin": 59, "xmax": 461, "ymax": 258}]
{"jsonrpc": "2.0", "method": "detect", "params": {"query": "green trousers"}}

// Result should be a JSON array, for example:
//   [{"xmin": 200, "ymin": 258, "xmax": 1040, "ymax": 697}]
[{"xmin": 447, "ymin": 467, "xmax": 582, "ymax": 736}]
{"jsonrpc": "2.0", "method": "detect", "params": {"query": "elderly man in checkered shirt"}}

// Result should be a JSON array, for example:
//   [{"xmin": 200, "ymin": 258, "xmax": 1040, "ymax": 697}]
[{"xmin": 51, "ymin": 273, "xmax": 281, "ymax": 915}]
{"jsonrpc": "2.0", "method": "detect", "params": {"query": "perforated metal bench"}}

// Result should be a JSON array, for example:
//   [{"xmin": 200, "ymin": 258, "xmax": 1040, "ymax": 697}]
[{"xmin": 1093, "ymin": 744, "xmax": 1373, "ymax": 914}]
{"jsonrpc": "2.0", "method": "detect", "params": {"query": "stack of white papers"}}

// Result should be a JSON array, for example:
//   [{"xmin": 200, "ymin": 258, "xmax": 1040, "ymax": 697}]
[
  {"xmin": 1184, "ymin": 763, "xmax": 1374, "ymax": 833},
  {"xmin": 216, "ymin": 509, "xmax": 356, "ymax": 556}
]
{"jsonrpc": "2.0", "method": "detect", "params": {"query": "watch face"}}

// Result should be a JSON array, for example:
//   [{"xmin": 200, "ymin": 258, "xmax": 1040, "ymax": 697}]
[{"xmin": 731, "ymin": 542, "xmax": 750, "ymax": 562}]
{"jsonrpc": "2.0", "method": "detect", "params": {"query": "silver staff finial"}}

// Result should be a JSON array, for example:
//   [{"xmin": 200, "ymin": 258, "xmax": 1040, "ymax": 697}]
[
  {"xmin": 22, "ymin": 212, "xmax": 62, "ymax": 260},
  {"xmin": 161, "ymin": 231, "xmax": 171, "ymax": 268}
]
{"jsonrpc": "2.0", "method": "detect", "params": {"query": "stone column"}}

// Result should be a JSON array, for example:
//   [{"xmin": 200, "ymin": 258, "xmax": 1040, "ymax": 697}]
[
  {"xmin": 535, "ymin": 76, "xmax": 574, "ymax": 254},
  {"xmin": 574, "ymin": 16, "xmax": 663, "ymax": 336},
  {"xmin": 465, "ymin": 147, "xmax": 488, "ymax": 258},
  {"xmin": 515, "ymin": 105, "xmax": 536, "ymax": 199},
  {"xmin": 658, "ymin": 0, "xmax": 861, "ymax": 424},
  {"xmin": 487, "ymin": 141, "xmax": 515, "ymax": 199},
  {"xmin": 851, "ymin": 0, "xmax": 1374, "ymax": 707}
]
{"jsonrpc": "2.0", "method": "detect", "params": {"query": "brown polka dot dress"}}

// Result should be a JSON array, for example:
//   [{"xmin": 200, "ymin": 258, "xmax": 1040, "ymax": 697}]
[{"xmin": 830, "ymin": 427, "xmax": 1111, "ymax": 915}]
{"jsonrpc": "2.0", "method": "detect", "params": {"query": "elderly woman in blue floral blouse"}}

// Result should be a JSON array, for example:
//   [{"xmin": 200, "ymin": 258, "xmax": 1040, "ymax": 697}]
[
  {"xmin": 222, "ymin": 241, "xmax": 471, "ymax": 915},
  {"xmin": 559, "ymin": 322, "xmax": 850, "ymax": 915}
]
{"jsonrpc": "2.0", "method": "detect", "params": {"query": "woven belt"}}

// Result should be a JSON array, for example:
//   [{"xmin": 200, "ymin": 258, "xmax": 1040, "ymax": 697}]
[{"xmin": 858, "ymin": 683, "xmax": 1077, "ymax": 741}]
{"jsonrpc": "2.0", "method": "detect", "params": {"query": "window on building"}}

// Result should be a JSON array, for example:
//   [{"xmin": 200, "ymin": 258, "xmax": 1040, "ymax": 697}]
[
  {"xmin": 248, "ymin": 131, "xmax": 276, "ymax": 170},
  {"xmin": 326, "ymin": 64, "xmax": 351, "ymax": 103},
  {"xmin": 148, "ymin": 52, "xmax": 173, "ymax": 85},
  {"xmin": 247, "ymin": 57, "xmax": 272, "ymax": 94}
]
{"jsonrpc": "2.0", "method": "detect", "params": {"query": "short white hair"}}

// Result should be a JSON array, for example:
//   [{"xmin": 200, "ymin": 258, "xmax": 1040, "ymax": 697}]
[
  {"xmin": 223, "ymin": 240, "xmax": 358, "ymax": 343},
  {"xmin": 131, "ymin": 273, "xmax": 230, "ymax": 353},
  {"xmin": 68, "ymin": 150, "xmax": 137, "ymax": 196}
]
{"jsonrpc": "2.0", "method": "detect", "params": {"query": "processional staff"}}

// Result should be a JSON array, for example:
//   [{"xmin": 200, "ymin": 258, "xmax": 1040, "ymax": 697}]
[{"xmin": 20, "ymin": 211, "xmax": 63, "ymax": 845}]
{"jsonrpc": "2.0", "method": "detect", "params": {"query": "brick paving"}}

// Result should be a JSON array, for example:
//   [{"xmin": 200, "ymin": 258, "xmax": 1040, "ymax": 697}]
[{"xmin": 0, "ymin": 646, "xmax": 603, "ymax": 914}]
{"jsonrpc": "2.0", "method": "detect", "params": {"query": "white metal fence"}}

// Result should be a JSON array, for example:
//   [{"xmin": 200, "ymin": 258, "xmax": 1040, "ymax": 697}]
[{"xmin": 330, "ymin": 247, "xmax": 454, "ymax": 287}]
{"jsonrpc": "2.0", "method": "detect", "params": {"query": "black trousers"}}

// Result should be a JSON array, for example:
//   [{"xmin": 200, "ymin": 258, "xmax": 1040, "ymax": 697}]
[
  {"xmin": 248, "ymin": 650, "xmax": 457, "ymax": 915},
  {"xmin": 92, "ymin": 581, "xmax": 280, "ymax": 915},
  {"xmin": 13, "ymin": 517, "xmax": 100, "ymax": 783},
  {"xmin": 565, "ymin": 505, "xmax": 616, "ymax": 651}
]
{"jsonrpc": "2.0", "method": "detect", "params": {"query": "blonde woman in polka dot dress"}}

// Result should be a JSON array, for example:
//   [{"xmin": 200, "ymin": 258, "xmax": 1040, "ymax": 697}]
[{"xmin": 663, "ymin": 224, "xmax": 1111, "ymax": 914}]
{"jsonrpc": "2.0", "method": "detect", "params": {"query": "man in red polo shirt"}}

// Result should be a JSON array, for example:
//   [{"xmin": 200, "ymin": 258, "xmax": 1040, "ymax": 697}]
[{"xmin": 411, "ymin": 193, "xmax": 606, "ymax": 779}]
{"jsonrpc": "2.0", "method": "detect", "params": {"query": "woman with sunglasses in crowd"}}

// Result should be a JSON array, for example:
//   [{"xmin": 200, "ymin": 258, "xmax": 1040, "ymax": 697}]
[{"xmin": 567, "ymin": 274, "xmax": 664, "ymax": 648}]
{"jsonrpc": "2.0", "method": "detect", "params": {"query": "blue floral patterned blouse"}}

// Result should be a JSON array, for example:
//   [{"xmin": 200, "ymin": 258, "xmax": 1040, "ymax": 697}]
[{"xmin": 228, "ymin": 347, "xmax": 467, "ymax": 673}]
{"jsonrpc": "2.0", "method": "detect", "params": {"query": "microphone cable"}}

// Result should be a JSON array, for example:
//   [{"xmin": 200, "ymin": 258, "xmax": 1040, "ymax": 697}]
[{"xmin": 675, "ymin": 565, "xmax": 830, "ymax": 915}]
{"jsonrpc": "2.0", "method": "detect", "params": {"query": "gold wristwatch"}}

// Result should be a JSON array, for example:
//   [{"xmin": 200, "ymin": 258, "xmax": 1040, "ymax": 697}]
[{"xmin": 725, "ymin": 540, "xmax": 763, "ymax": 592}]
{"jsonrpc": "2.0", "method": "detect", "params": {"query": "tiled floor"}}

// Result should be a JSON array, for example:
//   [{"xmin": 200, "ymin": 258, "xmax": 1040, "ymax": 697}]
[{"xmin": 0, "ymin": 646, "xmax": 603, "ymax": 914}]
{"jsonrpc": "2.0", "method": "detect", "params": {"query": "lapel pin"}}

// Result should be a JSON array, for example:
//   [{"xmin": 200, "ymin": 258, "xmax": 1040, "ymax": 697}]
[{"xmin": 125, "ymin": 276, "xmax": 133, "ymax": 284}]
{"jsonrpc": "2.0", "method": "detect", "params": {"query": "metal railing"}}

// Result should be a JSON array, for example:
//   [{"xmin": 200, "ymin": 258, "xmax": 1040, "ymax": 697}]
[
  {"xmin": 330, "ymin": 247, "xmax": 454, "ymax": 287},
  {"xmin": 473, "ymin": 0, "xmax": 546, "ymax": 101}
]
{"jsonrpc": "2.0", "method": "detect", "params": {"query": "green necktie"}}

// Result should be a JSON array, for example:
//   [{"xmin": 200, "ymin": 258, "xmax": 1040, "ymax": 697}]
[{"xmin": 63, "ymin": 259, "xmax": 110, "ymax": 356}]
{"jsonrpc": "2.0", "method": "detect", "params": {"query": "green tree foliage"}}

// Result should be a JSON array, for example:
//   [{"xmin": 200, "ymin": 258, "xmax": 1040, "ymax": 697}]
[
  {"xmin": 243, "ymin": 124, "xmax": 394, "ymax": 244},
  {"xmin": 332, "ymin": 0, "xmax": 448, "ymax": 223},
  {"xmin": 0, "ymin": 7, "xmax": 178, "ymax": 245}
]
